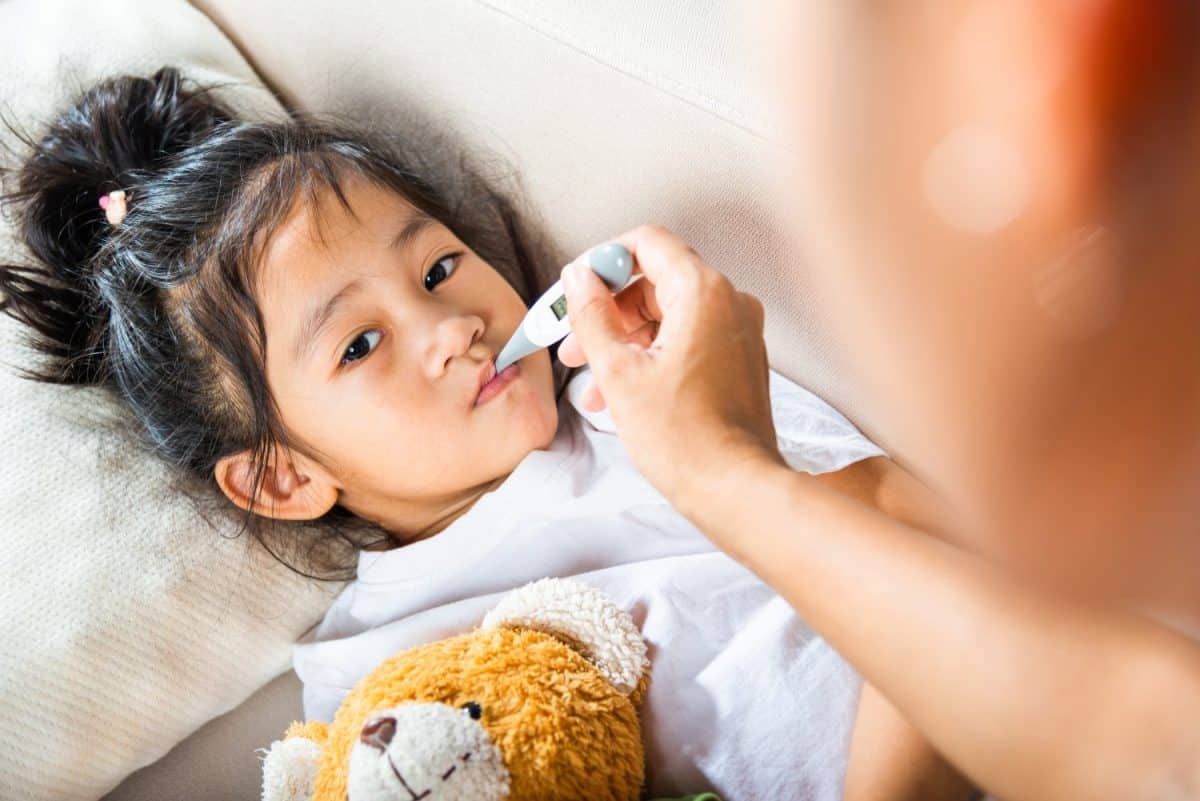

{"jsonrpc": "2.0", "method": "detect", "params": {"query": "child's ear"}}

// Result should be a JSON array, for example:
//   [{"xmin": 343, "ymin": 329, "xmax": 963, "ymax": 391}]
[{"xmin": 214, "ymin": 447, "xmax": 338, "ymax": 521}]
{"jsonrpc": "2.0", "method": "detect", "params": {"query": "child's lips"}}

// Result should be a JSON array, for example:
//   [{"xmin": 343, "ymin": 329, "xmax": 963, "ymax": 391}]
[{"xmin": 474, "ymin": 361, "xmax": 520, "ymax": 407}]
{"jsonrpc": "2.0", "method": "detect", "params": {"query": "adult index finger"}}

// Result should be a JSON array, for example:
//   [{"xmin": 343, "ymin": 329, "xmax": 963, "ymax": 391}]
[
  {"xmin": 560, "ymin": 259, "xmax": 640, "ymax": 383},
  {"xmin": 609, "ymin": 225, "xmax": 709, "ymax": 312}
]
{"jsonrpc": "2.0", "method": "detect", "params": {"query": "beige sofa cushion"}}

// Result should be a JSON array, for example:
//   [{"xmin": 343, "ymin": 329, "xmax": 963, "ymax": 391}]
[{"xmin": 0, "ymin": 3, "xmax": 342, "ymax": 800}]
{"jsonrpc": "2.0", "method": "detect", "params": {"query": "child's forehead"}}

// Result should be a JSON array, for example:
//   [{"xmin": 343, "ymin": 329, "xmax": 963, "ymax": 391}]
[
  {"xmin": 279, "ymin": 178, "xmax": 428, "ymax": 253},
  {"xmin": 255, "ymin": 178, "xmax": 438, "ymax": 286}
]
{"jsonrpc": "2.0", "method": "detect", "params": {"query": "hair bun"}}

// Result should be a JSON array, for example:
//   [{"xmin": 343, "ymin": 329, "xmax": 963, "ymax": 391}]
[{"xmin": 0, "ymin": 66, "xmax": 235, "ymax": 384}]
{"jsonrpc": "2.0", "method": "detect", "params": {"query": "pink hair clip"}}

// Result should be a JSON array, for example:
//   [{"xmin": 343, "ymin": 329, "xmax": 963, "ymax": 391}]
[{"xmin": 98, "ymin": 189, "xmax": 129, "ymax": 226}]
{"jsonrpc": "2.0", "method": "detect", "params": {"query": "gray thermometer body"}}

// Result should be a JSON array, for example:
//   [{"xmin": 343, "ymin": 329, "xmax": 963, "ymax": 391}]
[{"xmin": 494, "ymin": 243, "xmax": 634, "ymax": 372}]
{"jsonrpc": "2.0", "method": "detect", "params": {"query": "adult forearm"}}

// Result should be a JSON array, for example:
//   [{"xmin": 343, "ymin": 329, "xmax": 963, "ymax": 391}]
[{"xmin": 680, "ymin": 459, "xmax": 1200, "ymax": 801}]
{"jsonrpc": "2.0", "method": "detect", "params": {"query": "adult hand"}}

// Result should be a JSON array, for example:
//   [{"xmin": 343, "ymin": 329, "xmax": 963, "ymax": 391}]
[{"xmin": 558, "ymin": 225, "xmax": 784, "ymax": 513}]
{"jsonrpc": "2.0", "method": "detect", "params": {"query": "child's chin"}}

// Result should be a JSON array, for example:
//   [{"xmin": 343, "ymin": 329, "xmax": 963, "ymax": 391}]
[
  {"xmin": 530, "ymin": 396, "xmax": 560, "ymax": 448},
  {"xmin": 500, "ymin": 400, "xmax": 559, "ymax": 460}
]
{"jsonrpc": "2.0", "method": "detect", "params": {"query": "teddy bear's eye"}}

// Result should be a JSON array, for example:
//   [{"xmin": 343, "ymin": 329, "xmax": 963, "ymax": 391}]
[{"xmin": 461, "ymin": 701, "xmax": 482, "ymax": 720}]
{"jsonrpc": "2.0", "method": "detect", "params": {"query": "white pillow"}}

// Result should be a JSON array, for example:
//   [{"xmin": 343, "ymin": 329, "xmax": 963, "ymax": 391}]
[{"xmin": 0, "ymin": 2, "xmax": 343, "ymax": 800}]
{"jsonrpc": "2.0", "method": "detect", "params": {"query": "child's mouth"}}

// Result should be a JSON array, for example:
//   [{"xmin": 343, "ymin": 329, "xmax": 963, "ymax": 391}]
[{"xmin": 475, "ymin": 362, "xmax": 521, "ymax": 407}]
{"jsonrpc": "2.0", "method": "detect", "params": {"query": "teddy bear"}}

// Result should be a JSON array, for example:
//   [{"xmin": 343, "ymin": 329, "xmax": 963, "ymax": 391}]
[{"xmin": 260, "ymin": 578, "xmax": 666, "ymax": 801}]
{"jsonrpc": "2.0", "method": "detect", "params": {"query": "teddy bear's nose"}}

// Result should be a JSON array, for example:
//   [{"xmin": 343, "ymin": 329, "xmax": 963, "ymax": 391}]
[{"xmin": 359, "ymin": 715, "xmax": 396, "ymax": 750}]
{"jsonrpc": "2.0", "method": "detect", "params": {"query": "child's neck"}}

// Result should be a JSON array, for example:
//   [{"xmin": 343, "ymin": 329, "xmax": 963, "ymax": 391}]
[{"xmin": 370, "ymin": 472, "xmax": 510, "ymax": 550}]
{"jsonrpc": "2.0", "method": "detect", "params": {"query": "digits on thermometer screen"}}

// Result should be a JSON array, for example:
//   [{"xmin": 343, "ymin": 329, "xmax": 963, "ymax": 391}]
[{"xmin": 550, "ymin": 295, "xmax": 568, "ymax": 320}]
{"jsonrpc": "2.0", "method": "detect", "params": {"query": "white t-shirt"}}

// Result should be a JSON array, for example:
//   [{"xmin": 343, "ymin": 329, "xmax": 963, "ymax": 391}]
[{"xmin": 293, "ymin": 368, "xmax": 885, "ymax": 800}]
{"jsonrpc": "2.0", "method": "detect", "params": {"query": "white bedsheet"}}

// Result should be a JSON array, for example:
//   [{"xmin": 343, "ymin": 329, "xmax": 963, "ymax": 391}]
[{"xmin": 292, "ymin": 368, "xmax": 885, "ymax": 800}]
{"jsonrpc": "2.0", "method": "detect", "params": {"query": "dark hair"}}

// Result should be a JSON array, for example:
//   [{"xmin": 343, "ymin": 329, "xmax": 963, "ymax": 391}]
[{"xmin": 0, "ymin": 66, "xmax": 564, "ymax": 581}]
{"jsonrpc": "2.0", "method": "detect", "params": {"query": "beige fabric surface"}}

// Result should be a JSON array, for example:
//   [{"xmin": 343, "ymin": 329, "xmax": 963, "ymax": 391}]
[
  {"xmin": 103, "ymin": 670, "xmax": 306, "ymax": 801},
  {"xmin": 0, "ymin": 2, "xmax": 343, "ymax": 800}
]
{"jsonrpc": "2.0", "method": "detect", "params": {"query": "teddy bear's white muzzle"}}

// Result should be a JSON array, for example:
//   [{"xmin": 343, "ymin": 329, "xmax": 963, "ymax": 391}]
[{"xmin": 347, "ymin": 702, "xmax": 510, "ymax": 801}]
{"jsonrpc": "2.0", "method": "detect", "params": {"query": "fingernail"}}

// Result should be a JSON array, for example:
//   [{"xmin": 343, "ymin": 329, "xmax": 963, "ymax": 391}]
[{"xmin": 561, "ymin": 262, "xmax": 580, "ymax": 293}]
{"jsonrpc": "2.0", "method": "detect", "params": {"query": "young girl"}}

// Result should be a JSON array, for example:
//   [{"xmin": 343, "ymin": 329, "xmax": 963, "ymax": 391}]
[{"xmin": 1, "ymin": 67, "xmax": 972, "ymax": 800}]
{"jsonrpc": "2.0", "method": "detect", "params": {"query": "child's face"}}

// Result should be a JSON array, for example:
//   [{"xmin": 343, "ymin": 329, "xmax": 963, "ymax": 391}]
[{"xmin": 253, "ymin": 176, "xmax": 558, "ymax": 536}]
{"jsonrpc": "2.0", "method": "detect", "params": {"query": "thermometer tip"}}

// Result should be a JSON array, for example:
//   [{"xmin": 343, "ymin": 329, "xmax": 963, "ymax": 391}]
[{"xmin": 495, "ymin": 326, "xmax": 537, "ymax": 374}]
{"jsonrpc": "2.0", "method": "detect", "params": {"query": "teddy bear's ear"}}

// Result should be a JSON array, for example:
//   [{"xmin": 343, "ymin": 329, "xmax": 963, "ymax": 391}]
[
  {"xmin": 258, "ymin": 721, "xmax": 329, "ymax": 801},
  {"xmin": 482, "ymin": 578, "xmax": 648, "ymax": 695}
]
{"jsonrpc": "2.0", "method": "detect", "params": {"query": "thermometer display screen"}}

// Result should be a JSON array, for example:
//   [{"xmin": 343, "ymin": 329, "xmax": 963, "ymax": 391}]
[{"xmin": 550, "ymin": 295, "xmax": 568, "ymax": 320}]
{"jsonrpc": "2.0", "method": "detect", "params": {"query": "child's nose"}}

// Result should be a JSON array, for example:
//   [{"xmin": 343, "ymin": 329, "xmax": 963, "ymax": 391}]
[{"xmin": 424, "ymin": 314, "xmax": 486, "ymax": 377}]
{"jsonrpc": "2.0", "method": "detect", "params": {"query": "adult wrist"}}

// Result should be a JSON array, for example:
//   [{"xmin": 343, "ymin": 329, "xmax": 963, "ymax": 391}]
[{"xmin": 673, "ymin": 439, "xmax": 791, "ymax": 555}]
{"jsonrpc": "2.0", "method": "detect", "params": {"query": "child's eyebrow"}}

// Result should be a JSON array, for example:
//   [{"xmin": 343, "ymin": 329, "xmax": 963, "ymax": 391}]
[
  {"xmin": 291, "ymin": 212, "xmax": 438, "ymax": 363},
  {"xmin": 293, "ymin": 279, "xmax": 364, "ymax": 363},
  {"xmin": 389, "ymin": 211, "xmax": 437, "ymax": 250}
]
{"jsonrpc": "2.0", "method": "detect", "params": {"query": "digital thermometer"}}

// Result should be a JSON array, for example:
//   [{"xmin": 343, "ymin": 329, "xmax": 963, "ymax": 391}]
[{"xmin": 494, "ymin": 242, "xmax": 635, "ymax": 372}]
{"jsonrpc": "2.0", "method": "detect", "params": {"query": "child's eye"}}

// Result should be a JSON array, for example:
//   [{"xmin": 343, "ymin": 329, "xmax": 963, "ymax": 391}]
[
  {"xmin": 341, "ymin": 329, "xmax": 382, "ymax": 366},
  {"xmin": 424, "ymin": 252, "xmax": 461, "ymax": 291}
]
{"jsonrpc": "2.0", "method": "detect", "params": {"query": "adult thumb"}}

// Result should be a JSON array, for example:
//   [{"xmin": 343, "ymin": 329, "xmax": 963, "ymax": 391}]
[{"xmin": 561, "ymin": 261, "xmax": 633, "ymax": 378}]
